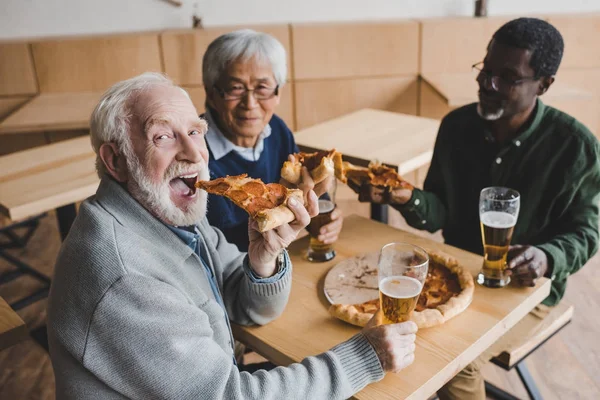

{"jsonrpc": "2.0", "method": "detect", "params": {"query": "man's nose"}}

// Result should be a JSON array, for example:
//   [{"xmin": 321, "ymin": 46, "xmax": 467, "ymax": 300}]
[
  {"xmin": 177, "ymin": 134, "xmax": 206, "ymax": 163},
  {"xmin": 240, "ymin": 90, "xmax": 259, "ymax": 109}
]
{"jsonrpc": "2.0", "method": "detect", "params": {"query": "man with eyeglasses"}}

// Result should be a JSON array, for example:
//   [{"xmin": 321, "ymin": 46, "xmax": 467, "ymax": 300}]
[
  {"xmin": 351, "ymin": 17, "xmax": 599, "ymax": 399},
  {"xmin": 200, "ymin": 29, "xmax": 343, "ymax": 254}
]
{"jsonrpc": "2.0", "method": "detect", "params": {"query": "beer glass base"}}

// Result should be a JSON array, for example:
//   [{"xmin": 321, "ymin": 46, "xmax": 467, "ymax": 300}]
[
  {"xmin": 477, "ymin": 273, "xmax": 510, "ymax": 288},
  {"xmin": 306, "ymin": 250, "xmax": 336, "ymax": 263}
]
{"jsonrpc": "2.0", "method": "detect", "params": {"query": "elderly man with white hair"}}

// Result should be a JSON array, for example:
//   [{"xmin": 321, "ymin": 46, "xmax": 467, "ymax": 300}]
[
  {"xmin": 201, "ymin": 29, "xmax": 343, "ymax": 252},
  {"xmin": 47, "ymin": 72, "xmax": 417, "ymax": 399}
]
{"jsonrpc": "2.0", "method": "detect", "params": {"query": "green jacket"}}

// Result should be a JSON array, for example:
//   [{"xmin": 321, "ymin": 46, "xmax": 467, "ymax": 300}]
[{"xmin": 396, "ymin": 100, "xmax": 600, "ymax": 305}]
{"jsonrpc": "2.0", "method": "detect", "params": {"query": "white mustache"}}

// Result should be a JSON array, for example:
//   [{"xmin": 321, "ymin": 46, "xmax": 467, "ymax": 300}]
[{"xmin": 165, "ymin": 162, "xmax": 207, "ymax": 180}]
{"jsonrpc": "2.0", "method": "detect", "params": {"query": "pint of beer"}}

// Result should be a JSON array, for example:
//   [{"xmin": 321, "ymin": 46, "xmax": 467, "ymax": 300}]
[
  {"xmin": 478, "ymin": 187, "xmax": 520, "ymax": 288},
  {"xmin": 306, "ymin": 199, "xmax": 336, "ymax": 262},
  {"xmin": 378, "ymin": 243, "xmax": 428, "ymax": 324}
]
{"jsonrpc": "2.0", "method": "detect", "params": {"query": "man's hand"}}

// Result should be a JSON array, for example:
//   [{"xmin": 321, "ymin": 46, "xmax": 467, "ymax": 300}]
[
  {"xmin": 347, "ymin": 180, "xmax": 412, "ymax": 206},
  {"xmin": 247, "ymin": 190, "xmax": 319, "ymax": 277},
  {"xmin": 507, "ymin": 245, "xmax": 549, "ymax": 287},
  {"xmin": 361, "ymin": 310, "xmax": 418, "ymax": 373},
  {"xmin": 317, "ymin": 208, "xmax": 344, "ymax": 244}
]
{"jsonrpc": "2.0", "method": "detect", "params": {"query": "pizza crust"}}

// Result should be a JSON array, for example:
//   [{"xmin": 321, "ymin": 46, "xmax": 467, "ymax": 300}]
[
  {"xmin": 328, "ymin": 250, "xmax": 474, "ymax": 329},
  {"xmin": 281, "ymin": 150, "xmax": 338, "ymax": 185},
  {"xmin": 255, "ymin": 190, "xmax": 304, "ymax": 232}
]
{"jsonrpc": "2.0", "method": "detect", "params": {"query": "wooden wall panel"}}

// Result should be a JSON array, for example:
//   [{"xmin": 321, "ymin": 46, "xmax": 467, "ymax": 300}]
[
  {"xmin": 32, "ymin": 33, "xmax": 162, "ymax": 93},
  {"xmin": 183, "ymin": 82, "xmax": 295, "ymax": 131},
  {"xmin": 292, "ymin": 21, "xmax": 419, "ymax": 80},
  {"xmin": 419, "ymin": 79, "xmax": 451, "ymax": 120},
  {"xmin": 0, "ymin": 97, "xmax": 31, "ymax": 121},
  {"xmin": 295, "ymin": 76, "xmax": 418, "ymax": 130},
  {"xmin": 547, "ymin": 15, "xmax": 600, "ymax": 70},
  {"xmin": 161, "ymin": 25, "xmax": 292, "ymax": 86},
  {"xmin": 420, "ymin": 17, "xmax": 512, "ymax": 75},
  {"xmin": 0, "ymin": 133, "xmax": 48, "ymax": 156},
  {"xmin": 0, "ymin": 43, "xmax": 38, "ymax": 96}
]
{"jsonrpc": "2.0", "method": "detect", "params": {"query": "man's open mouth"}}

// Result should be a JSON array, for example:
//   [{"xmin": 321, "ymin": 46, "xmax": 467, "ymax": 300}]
[{"xmin": 169, "ymin": 173, "xmax": 198, "ymax": 196}]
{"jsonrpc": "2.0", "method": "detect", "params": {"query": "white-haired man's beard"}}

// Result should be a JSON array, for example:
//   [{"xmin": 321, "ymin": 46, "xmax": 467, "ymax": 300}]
[
  {"xmin": 477, "ymin": 103, "xmax": 504, "ymax": 121},
  {"xmin": 126, "ymin": 156, "xmax": 209, "ymax": 227}
]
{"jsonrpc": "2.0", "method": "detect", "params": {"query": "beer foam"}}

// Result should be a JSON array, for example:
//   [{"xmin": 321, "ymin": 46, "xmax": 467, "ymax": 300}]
[
  {"xmin": 379, "ymin": 276, "xmax": 422, "ymax": 299},
  {"xmin": 480, "ymin": 211, "xmax": 517, "ymax": 229},
  {"xmin": 318, "ymin": 199, "xmax": 335, "ymax": 213}
]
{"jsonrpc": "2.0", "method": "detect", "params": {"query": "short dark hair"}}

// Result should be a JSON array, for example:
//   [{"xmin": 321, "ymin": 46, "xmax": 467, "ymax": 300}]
[{"xmin": 491, "ymin": 17, "xmax": 564, "ymax": 77}]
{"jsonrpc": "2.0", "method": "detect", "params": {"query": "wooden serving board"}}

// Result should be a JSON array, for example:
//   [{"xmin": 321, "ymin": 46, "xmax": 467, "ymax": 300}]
[{"xmin": 323, "ymin": 252, "xmax": 380, "ymax": 305}]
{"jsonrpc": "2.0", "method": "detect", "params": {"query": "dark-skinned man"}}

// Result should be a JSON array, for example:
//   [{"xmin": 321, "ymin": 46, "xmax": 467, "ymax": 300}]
[{"xmin": 351, "ymin": 17, "xmax": 600, "ymax": 399}]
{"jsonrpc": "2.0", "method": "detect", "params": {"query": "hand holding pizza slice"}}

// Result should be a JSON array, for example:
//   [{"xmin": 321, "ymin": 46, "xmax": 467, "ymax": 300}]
[{"xmin": 196, "ymin": 174, "xmax": 306, "ymax": 232}]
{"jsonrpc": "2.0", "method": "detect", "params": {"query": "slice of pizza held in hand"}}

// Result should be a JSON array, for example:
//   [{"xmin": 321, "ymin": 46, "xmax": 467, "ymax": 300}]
[
  {"xmin": 340, "ymin": 161, "xmax": 414, "ymax": 191},
  {"xmin": 280, "ymin": 149, "xmax": 344, "ymax": 185},
  {"xmin": 196, "ymin": 174, "xmax": 303, "ymax": 232}
]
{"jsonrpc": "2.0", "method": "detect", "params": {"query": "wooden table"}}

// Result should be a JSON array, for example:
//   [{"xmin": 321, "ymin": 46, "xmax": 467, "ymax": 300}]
[
  {"xmin": 0, "ymin": 295, "xmax": 27, "ymax": 351},
  {"xmin": 0, "ymin": 91, "xmax": 103, "ymax": 135},
  {"xmin": 0, "ymin": 136, "xmax": 98, "ymax": 234},
  {"xmin": 233, "ymin": 215, "xmax": 551, "ymax": 400},
  {"xmin": 294, "ymin": 109, "xmax": 440, "ymax": 222}
]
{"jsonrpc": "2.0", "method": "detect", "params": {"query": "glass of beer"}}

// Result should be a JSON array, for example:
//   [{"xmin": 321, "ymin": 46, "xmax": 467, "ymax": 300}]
[
  {"xmin": 478, "ymin": 187, "xmax": 520, "ymax": 288},
  {"xmin": 306, "ymin": 199, "xmax": 336, "ymax": 262},
  {"xmin": 378, "ymin": 242, "xmax": 428, "ymax": 324}
]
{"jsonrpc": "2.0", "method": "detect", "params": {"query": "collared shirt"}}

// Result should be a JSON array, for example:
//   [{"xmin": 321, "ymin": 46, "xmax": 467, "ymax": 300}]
[
  {"xmin": 396, "ymin": 99, "xmax": 600, "ymax": 306},
  {"xmin": 204, "ymin": 108, "xmax": 272, "ymax": 161}
]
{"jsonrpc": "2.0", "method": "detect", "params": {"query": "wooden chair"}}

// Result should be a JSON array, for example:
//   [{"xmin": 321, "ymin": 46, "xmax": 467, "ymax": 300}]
[{"xmin": 485, "ymin": 302, "xmax": 575, "ymax": 400}]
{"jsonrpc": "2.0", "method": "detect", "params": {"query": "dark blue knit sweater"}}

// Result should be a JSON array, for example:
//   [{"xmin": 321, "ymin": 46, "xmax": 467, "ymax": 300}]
[{"xmin": 205, "ymin": 114, "xmax": 299, "ymax": 251}]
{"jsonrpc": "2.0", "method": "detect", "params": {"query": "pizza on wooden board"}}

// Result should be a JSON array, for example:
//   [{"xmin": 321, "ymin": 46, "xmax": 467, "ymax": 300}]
[
  {"xmin": 328, "ymin": 251, "xmax": 474, "ymax": 328},
  {"xmin": 196, "ymin": 174, "xmax": 303, "ymax": 232}
]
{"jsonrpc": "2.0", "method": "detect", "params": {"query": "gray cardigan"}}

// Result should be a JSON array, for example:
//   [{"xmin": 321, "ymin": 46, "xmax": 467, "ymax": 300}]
[{"xmin": 48, "ymin": 178, "xmax": 384, "ymax": 399}]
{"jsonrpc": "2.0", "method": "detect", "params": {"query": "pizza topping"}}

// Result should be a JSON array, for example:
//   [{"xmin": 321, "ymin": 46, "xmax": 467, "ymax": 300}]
[
  {"xmin": 242, "ymin": 181, "xmax": 266, "ymax": 197},
  {"xmin": 201, "ymin": 180, "xmax": 231, "ymax": 194},
  {"xmin": 228, "ymin": 189, "xmax": 249, "ymax": 203}
]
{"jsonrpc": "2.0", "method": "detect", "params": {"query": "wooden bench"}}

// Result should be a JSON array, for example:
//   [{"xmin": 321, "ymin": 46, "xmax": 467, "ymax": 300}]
[{"xmin": 486, "ymin": 302, "xmax": 575, "ymax": 400}]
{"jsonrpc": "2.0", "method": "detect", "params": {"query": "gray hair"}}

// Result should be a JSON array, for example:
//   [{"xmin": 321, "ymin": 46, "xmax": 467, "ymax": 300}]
[
  {"xmin": 89, "ymin": 72, "xmax": 189, "ymax": 178},
  {"xmin": 202, "ymin": 29, "xmax": 287, "ymax": 90}
]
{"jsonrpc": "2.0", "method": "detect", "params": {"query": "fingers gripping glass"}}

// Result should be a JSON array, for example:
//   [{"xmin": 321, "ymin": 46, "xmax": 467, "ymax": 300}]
[
  {"xmin": 214, "ymin": 84, "xmax": 279, "ymax": 101},
  {"xmin": 472, "ymin": 62, "xmax": 538, "ymax": 93}
]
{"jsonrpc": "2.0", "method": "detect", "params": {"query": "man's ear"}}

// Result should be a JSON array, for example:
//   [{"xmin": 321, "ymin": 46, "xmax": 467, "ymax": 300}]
[
  {"xmin": 538, "ymin": 76, "xmax": 555, "ymax": 96},
  {"xmin": 99, "ymin": 142, "xmax": 128, "ymax": 182}
]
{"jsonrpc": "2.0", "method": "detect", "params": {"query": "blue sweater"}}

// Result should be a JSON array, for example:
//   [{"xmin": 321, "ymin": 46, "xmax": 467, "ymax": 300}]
[{"xmin": 206, "ymin": 114, "xmax": 299, "ymax": 251}]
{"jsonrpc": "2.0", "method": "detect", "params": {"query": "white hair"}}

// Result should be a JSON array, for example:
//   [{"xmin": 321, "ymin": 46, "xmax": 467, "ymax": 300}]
[
  {"xmin": 89, "ymin": 72, "xmax": 189, "ymax": 177},
  {"xmin": 202, "ymin": 29, "xmax": 287, "ymax": 90}
]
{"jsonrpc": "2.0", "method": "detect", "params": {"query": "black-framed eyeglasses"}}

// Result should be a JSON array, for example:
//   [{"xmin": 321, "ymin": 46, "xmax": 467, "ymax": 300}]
[
  {"xmin": 213, "ymin": 84, "xmax": 279, "ymax": 101},
  {"xmin": 472, "ymin": 62, "xmax": 538, "ymax": 93}
]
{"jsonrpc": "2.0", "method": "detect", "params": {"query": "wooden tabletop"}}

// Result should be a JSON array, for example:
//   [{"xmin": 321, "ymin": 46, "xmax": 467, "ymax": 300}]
[
  {"xmin": 0, "ymin": 296, "xmax": 27, "ymax": 351},
  {"xmin": 422, "ymin": 73, "xmax": 593, "ymax": 107},
  {"xmin": 233, "ymin": 215, "xmax": 551, "ymax": 400},
  {"xmin": 293, "ymin": 109, "xmax": 440, "ymax": 175},
  {"xmin": 0, "ymin": 91, "xmax": 103, "ymax": 135},
  {"xmin": 0, "ymin": 136, "xmax": 98, "ymax": 221}
]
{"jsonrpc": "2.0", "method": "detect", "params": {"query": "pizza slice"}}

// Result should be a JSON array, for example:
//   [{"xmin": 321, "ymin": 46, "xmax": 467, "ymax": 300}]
[
  {"xmin": 281, "ymin": 149, "xmax": 344, "ymax": 185},
  {"xmin": 196, "ymin": 174, "xmax": 303, "ymax": 232},
  {"xmin": 342, "ymin": 161, "xmax": 414, "ymax": 191}
]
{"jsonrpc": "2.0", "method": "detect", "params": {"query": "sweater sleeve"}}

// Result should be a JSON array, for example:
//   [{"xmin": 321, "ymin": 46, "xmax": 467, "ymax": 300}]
[
  {"xmin": 393, "ymin": 120, "xmax": 448, "ymax": 232},
  {"xmin": 82, "ymin": 275, "xmax": 384, "ymax": 400},
  {"xmin": 200, "ymin": 219, "xmax": 292, "ymax": 327}
]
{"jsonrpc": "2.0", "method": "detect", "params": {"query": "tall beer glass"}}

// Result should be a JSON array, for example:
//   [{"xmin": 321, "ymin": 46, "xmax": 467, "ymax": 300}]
[
  {"xmin": 306, "ymin": 199, "xmax": 336, "ymax": 262},
  {"xmin": 378, "ymin": 242, "xmax": 428, "ymax": 324},
  {"xmin": 478, "ymin": 187, "xmax": 520, "ymax": 288}
]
